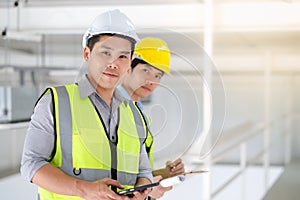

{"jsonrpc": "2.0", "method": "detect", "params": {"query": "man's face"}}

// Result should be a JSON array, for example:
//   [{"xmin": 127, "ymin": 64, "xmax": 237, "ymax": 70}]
[
  {"xmin": 84, "ymin": 35, "xmax": 132, "ymax": 91},
  {"xmin": 127, "ymin": 64, "xmax": 164, "ymax": 99}
]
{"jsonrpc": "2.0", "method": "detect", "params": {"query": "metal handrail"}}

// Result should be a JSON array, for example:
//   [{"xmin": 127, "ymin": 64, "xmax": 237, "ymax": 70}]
[
  {"xmin": 207, "ymin": 115, "xmax": 292, "ymax": 199},
  {"xmin": 0, "ymin": 121, "xmax": 29, "ymax": 131},
  {"xmin": 212, "ymin": 123, "xmax": 264, "ymax": 163}
]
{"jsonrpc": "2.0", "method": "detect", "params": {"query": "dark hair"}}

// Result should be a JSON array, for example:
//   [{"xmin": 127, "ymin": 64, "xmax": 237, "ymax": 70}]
[
  {"xmin": 131, "ymin": 58, "xmax": 148, "ymax": 69},
  {"xmin": 131, "ymin": 58, "xmax": 165, "ymax": 77},
  {"xmin": 87, "ymin": 33, "xmax": 135, "ymax": 56}
]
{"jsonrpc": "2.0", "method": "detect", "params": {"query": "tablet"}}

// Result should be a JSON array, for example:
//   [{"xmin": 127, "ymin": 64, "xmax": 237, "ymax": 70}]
[
  {"xmin": 117, "ymin": 182, "xmax": 160, "ymax": 195},
  {"xmin": 117, "ymin": 175, "xmax": 186, "ymax": 196}
]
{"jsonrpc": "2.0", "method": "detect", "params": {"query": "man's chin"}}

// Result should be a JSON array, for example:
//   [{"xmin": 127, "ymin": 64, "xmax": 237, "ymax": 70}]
[
  {"xmin": 96, "ymin": 83, "xmax": 117, "ymax": 91},
  {"xmin": 140, "ymin": 93, "xmax": 151, "ymax": 99}
]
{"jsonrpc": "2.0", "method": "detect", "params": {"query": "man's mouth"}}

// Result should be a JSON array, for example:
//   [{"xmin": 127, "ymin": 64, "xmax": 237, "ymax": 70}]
[
  {"xmin": 103, "ymin": 71, "xmax": 118, "ymax": 78},
  {"xmin": 141, "ymin": 86, "xmax": 151, "ymax": 92}
]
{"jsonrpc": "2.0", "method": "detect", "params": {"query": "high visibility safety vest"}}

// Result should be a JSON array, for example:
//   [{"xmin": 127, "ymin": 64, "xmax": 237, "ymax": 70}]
[{"xmin": 38, "ymin": 84, "xmax": 147, "ymax": 200}]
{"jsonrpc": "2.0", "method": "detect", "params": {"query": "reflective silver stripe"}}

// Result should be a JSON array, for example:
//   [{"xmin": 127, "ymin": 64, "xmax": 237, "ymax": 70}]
[
  {"xmin": 55, "ymin": 86, "xmax": 74, "ymax": 176},
  {"xmin": 73, "ymin": 168, "xmax": 111, "ymax": 181},
  {"xmin": 128, "ymin": 101, "xmax": 146, "ymax": 144},
  {"xmin": 117, "ymin": 171, "xmax": 137, "ymax": 186}
]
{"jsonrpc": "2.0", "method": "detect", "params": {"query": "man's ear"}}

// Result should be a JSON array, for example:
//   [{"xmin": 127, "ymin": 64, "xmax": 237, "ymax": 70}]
[{"xmin": 83, "ymin": 46, "xmax": 90, "ymax": 61}]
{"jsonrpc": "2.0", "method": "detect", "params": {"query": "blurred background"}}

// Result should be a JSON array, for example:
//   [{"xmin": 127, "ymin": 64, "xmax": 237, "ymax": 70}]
[{"xmin": 0, "ymin": 0, "xmax": 299, "ymax": 199}]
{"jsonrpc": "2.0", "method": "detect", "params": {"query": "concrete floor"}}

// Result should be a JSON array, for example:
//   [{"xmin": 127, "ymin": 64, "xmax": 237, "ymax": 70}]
[{"xmin": 263, "ymin": 160, "xmax": 300, "ymax": 200}]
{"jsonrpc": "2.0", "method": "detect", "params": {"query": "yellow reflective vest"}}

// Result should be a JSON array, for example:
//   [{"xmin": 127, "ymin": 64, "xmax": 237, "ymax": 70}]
[{"xmin": 38, "ymin": 84, "xmax": 146, "ymax": 200}]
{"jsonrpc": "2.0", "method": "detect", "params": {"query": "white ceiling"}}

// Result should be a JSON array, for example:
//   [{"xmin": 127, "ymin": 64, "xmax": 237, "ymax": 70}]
[{"xmin": 0, "ymin": 0, "xmax": 299, "ymax": 71}]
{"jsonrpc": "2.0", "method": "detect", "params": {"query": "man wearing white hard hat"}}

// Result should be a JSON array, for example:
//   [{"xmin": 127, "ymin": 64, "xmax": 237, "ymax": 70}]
[{"xmin": 21, "ymin": 10, "xmax": 152, "ymax": 200}]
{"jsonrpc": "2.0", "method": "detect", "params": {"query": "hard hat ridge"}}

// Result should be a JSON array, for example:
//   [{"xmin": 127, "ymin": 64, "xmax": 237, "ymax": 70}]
[{"xmin": 82, "ymin": 9, "xmax": 139, "ymax": 48}]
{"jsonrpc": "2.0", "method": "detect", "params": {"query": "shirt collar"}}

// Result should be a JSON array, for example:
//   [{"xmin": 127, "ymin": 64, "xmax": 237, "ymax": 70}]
[
  {"xmin": 118, "ymin": 85, "xmax": 144, "ymax": 111},
  {"xmin": 118, "ymin": 85, "xmax": 131, "ymax": 100},
  {"xmin": 77, "ymin": 74, "xmax": 95, "ymax": 98},
  {"xmin": 77, "ymin": 74, "xmax": 127, "ymax": 105}
]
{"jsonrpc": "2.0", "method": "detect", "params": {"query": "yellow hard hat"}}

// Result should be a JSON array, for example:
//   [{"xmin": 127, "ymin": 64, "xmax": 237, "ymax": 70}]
[{"xmin": 134, "ymin": 37, "xmax": 171, "ymax": 74}]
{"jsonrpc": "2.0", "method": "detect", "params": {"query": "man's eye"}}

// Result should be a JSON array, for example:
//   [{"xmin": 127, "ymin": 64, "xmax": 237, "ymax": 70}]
[
  {"xmin": 142, "ymin": 69, "xmax": 149, "ymax": 73},
  {"xmin": 155, "ymin": 75, "xmax": 162, "ymax": 80},
  {"xmin": 102, "ymin": 51, "xmax": 111, "ymax": 56},
  {"xmin": 120, "ymin": 55, "xmax": 128, "ymax": 59}
]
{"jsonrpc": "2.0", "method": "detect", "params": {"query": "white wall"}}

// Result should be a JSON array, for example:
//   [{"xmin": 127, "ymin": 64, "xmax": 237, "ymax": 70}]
[{"xmin": 0, "ymin": 124, "xmax": 28, "ymax": 173}]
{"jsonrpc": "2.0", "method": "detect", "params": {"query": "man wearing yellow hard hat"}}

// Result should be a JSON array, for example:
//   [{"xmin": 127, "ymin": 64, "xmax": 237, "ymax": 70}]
[{"xmin": 119, "ymin": 37, "xmax": 185, "ymax": 199}]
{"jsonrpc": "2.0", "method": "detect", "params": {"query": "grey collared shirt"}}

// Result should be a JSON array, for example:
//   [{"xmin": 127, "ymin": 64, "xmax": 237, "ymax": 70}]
[{"xmin": 21, "ymin": 75, "xmax": 152, "ymax": 183}]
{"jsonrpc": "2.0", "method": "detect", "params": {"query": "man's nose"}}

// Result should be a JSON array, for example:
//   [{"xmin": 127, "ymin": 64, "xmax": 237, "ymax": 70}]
[
  {"xmin": 145, "ymin": 80, "xmax": 153, "ymax": 85},
  {"xmin": 107, "ymin": 57, "xmax": 119, "ymax": 69},
  {"xmin": 107, "ymin": 63, "xmax": 118, "ymax": 69}
]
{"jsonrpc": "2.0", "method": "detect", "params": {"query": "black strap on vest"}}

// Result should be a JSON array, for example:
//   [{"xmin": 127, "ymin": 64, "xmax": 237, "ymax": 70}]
[{"xmin": 134, "ymin": 102, "xmax": 153, "ymax": 152}]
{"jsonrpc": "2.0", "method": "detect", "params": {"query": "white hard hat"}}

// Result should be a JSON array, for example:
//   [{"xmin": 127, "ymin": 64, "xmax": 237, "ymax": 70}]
[{"xmin": 82, "ymin": 9, "xmax": 139, "ymax": 48}]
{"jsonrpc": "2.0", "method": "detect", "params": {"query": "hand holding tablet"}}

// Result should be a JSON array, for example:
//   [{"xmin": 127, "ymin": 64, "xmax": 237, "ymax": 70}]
[{"xmin": 117, "ymin": 175, "xmax": 186, "ymax": 195}]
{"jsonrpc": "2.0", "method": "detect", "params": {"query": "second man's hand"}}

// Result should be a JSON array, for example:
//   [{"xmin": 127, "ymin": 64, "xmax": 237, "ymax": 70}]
[
  {"xmin": 148, "ymin": 175, "xmax": 172, "ymax": 199},
  {"xmin": 166, "ymin": 158, "xmax": 185, "ymax": 177}
]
